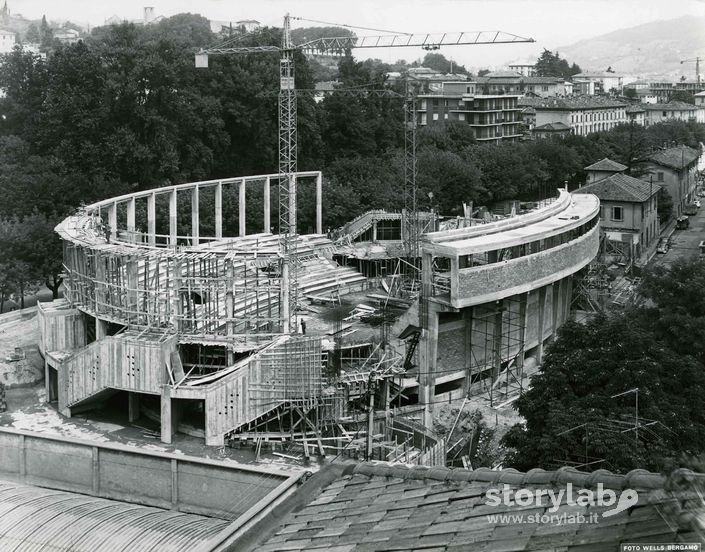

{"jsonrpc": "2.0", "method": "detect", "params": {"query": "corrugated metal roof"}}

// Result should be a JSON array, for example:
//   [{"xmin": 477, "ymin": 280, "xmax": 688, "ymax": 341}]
[{"xmin": 0, "ymin": 480, "xmax": 230, "ymax": 552}]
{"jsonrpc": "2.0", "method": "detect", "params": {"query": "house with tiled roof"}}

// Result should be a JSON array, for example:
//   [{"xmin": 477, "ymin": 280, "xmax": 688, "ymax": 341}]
[
  {"xmin": 626, "ymin": 103, "xmax": 646, "ymax": 126},
  {"xmin": 572, "ymin": 72, "xmax": 624, "ymax": 95},
  {"xmin": 644, "ymin": 145, "xmax": 701, "ymax": 218},
  {"xmin": 576, "ymin": 172, "xmax": 660, "ymax": 264},
  {"xmin": 238, "ymin": 462, "xmax": 704, "ymax": 552},
  {"xmin": 643, "ymin": 101, "xmax": 699, "ymax": 126},
  {"xmin": 584, "ymin": 158, "xmax": 628, "ymax": 185},
  {"xmin": 520, "ymin": 76, "xmax": 565, "ymax": 97},
  {"xmin": 521, "ymin": 96, "xmax": 628, "ymax": 136},
  {"xmin": 532, "ymin": 121, "xmax": 570, "ymax": 139}
]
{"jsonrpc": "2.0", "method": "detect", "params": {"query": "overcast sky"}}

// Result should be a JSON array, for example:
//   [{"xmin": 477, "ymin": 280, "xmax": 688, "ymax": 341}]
[{"xmin": 11, "ymin": 0, "xmax": 705, "ymax": 68}]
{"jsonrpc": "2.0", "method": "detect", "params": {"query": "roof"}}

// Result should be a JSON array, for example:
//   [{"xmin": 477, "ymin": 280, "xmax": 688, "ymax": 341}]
[
  {"xmin": 695, "ymin": 91, "xmax": 705, "ymax": 97},
  {"xmin": 0, "ymin": 479, "xmax": 230, "ymax": 551},
  {"xmin": 573, "ymin": 72, "xmax": 623, "ymax": 78},
  {"xmin": 520, "ymin": 95, "xmax": 627, "ymax": 110},
  {"xmin": 522, "ymin": 76, "xmax": 562, "ymax": 84},
  {"xmin": 533, "ymin": 122, "xmax": 571, "ymax": 131},
  {"xmin": 626, "ymin": 104, "xmax": 647, "ymax": 113},
  {"xmin": 259, "ymin": 462, "xmax": 701, "ymax": 552},
  {"xmin": 644, "ymin": 101, "xmax": 697, "ymax": 111},
  {"xmin": 483, "ymin": 70, "xmax": 523, "ymax": 78},
  {"xmin": 649, "ymin": 145, "xmax": 700, "ymax": 170},
  {"xmin": 577, "ymin": 173, "xmax": 660, "ymax": 202},
  {"xmin": 584, "ymin": 158, "xmax": 628, "ymax": 172}
]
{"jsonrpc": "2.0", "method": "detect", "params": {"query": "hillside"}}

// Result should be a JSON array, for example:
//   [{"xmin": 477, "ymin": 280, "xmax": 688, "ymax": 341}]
[{"xmin": 558, "ymin": 15, "xmax": 705, "ymax": 80}]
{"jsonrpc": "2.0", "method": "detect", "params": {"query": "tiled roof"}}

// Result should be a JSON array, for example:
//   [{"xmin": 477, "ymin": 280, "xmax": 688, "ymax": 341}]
[
  {"xmin": 626, "ymin": 104, "xmax": 646, "ymax": 112},
  {"xmin": 644, "ymin": 101, "xmax": 697, "ymax": 111},
  {"xmin": 483, "ymin": 70, "xmax": 523, "ymax": 78},
  {"xmin": 258, "ymin": 462, "xmax": 701, "ymax": 552},
  {"xmin": 649, "ymin": 145, "xmax": 700, "ymax": 170},
  {"xmin": 526, "ymin": 96, "xmax": 627, "ymax": 110},
  {"xmin": 534, "ymin": 122, "xmax": 571, "ymax": 131},
  {"xmin": 584, "ymin": 158, "xmax": 628, "ymax": 172},
  {"xmin": 577, "ymin": 173, "xmax": 660, "ymax": 202},
  {"xmin": 522, "ymin": 77, "xmax": 563, "ymax": 84}
]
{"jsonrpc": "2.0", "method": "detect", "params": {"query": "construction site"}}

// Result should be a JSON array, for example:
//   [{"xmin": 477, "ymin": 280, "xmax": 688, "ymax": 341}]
[{"xmin": 29, "ymin": 16, "xmax": 605, "ymax": 468}]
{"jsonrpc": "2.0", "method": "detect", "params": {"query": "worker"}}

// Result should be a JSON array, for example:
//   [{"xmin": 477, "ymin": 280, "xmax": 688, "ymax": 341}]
[{"xmin": 300, "ymin": 318, "xmax": 306, "ymax": 335}]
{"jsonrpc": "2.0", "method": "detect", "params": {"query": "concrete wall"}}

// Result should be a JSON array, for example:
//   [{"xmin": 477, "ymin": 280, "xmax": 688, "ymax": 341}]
[
  {"xmin": 0, "ymin": 428, "xmax": 295, "ymax": 521},
  {"xmin": 453, "ymin": 223, "xmax": 599, "ymax": 308}
]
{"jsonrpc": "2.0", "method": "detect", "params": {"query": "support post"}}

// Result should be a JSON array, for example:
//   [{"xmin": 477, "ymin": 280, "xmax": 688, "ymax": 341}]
[
  {"xmin": 191, "ymin": 187, "xmax": 199, "ymax": 246},
  {"xmin": 108, "ymin": 202, "xmax": 118, "ymax": 242},
  {"xmin": 169, "ymin": 189, "xmax": 177, "ymax": 247},
  {"xmin": 264, "ymin": 176, "xmax": 271, "ymax": 233},
  {"xmin": 128, "ymin": 392, "xmax": 140, "ymax": 423},
  {"xmin": 147, "ymin": 192, "xmax": 156, "ymax": 246},
  {"xmin": 44, "ymin": 358, "xmax": 50, "ymax": 403},
  {"xmin": 537, "ymin": 286, "xmax": 548, "ymax": 362},
  {"xmin": 161, "ymin": 387, "xmax": 173, "ymax": 444},
  {"xmin": 316, "ymin": 172, "xmax": 323, "ymax": 234},
  {"xmin": 127, "ymin": 197, "xmax": 136, "ymax": 243},
  {"xmin": 171, "ymin": 459, "xmax": 179, "ymax": 511},
  {"xmin": 239, "ymin": 178, "xmax": 246, "ymax": 237},
  {"xmin": 215, "ymin": 181, "xmax": 223, "ymax": 239}
]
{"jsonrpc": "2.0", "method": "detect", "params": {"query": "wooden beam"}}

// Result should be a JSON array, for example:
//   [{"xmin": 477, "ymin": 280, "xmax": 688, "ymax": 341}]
[
  {"xmin": 239, "ymin": 178, "xmax": 246, "ymax": 237},
  {"xmin": 169, "ymin": 189, "xmax": 177, "ymax": 247},
  {"xmin": 191, "ymin": 187, "xmax": 199, "ymax": 246},
  {"xmin": 264, "ymin": 176, "xmax": 271, "ymax": 233},
  {"xmin": 147, "ymin": 192, "xmax": 156, "ymax": 246},
  {"xmin": 215, "ymin": 181, "xmax": 223, "ymax": 239}
]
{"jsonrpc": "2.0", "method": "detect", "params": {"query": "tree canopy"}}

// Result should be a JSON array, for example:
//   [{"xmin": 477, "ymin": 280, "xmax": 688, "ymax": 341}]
[
  {"xmin": 534, "ymin": 49, "xmax": 581, "ymax": 79},
  {"xmin": 503, "ymin": 258, "xmax": 705, "ymax": 473}
]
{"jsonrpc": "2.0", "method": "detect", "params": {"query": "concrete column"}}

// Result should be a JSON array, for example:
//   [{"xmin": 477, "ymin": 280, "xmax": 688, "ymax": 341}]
[
  {"xmin": 127, "ymin": 197, "xmax": 136, "ymax": 243},
  {"xmin": 537, "ymin": 286, "xmax": 548, "ymax": 362},
  {"xmin": 419, "ymin": 306, "xmax": 438, "ymax": 428},
  {"xmin": 161, "ymin": 387, "xmax": 173, "ymax": 444},
  {"xmin": 372, "ymin": 221, "xmax": 378, "ymax": 242},
  {"xmin": 147, "ymin": 192, "xmax": 156, "ymax": 246},
  {"xmin": 108, "ymin": 202, "xmax": 118, "ymax": 241},
  {"xmin": 169, "ymin": 189, "xmax": 177, "ymax": 247},
  {"xmin": 191, "ymin": 187, "xmax": 199, "ymax": 246},
  {"xmin": 463, "ymin": 308, "xmax": 473, "ymax": 394},
  {"xmin": 239, "ymin": 178, "xmax": 246, "ymax": 237},
  {"xmin": 517, "ymin": 293, "xmax": 529, "ymax": 389},
  {"xmin": 551, "ymin": 281, "xmax": 560, "ymax": 341},
  {"xmin": 264, "ymin": 176, "xmax": 271, "ymax": 233},
  {"xmin": 44, "ymin": 358, "xmax": 50, "ymax": 404},
  {"xmin": 96, "ymin": 318, "xmax": 108, "ymax": 340},
  {"xmin": 128, "ymin": 392, "xmax": 140, "ymax": 423},
  {"xmin": 491, "ymin": 302, "xmax": 503, "ymax": 408},
  {"xmin": 215, "ymin": 181, "xmax": 223, "ymax": 239},
  {"xmin": 316, "ymin": 172, "xmax": 323, "ymax": 234}
]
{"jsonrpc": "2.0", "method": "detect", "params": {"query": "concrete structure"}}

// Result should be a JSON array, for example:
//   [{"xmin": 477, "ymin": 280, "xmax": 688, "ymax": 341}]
[
  {"xmin": 644, "ymin": 145, "xmax": 700, "ymax": 218},
  {"xmin": 572, "ymin": 72, "xmax": 624, "ymax": 94},
  {"xmin": 643, "ymin": 101, "xmax": 699, "ymax": 126},
  {"xmin": 521, "ymin": 96, "xmax": 628, "ymax": 136},
  {"xmin": 417, "ymin": 81, "xmax": 522, "ymax": 143},
  {"xmin": 414, "ymin": 190, "xmax": 600, "ymax": 423},
  {"xmin": 576, "ymin": 173, "xmax": 660, "ymax": 264},
  {"xmin": 584, "ymin": 157, "xmax": 628, "ymax": 185},
  {"xmin": 531, "ymin": 121, "xmax": 570, "ymax": 139}
]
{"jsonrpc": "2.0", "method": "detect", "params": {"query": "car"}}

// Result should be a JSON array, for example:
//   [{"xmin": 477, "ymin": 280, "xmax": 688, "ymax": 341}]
[
  {"xmin": 696, "ymin": 199, "xmax": 702, "ymax": 208},
  {"xmin": 656, "ymin": 238, "xmax": 668, "ymax": 254}
]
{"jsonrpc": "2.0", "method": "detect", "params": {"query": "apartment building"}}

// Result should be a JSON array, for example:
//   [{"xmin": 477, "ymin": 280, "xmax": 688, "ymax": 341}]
[
  {"xmin": 416, "ymin": 81, "xmax": 523, "ymax": 143},
  {"xmin": 521, "ymin": 96, "xmax": 628, "ymax": 136}
]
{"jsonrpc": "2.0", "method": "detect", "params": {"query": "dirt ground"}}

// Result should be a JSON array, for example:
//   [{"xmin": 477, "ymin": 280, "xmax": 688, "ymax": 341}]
[{"xmin": 0, "ymin": 311, "xmax": 44, "ymax": 388}]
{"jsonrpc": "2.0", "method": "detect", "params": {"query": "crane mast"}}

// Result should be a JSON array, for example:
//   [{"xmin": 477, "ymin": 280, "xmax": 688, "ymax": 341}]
[{"xmin": 680, "ymin": 57, "xmax": 702, "ymax": 85}]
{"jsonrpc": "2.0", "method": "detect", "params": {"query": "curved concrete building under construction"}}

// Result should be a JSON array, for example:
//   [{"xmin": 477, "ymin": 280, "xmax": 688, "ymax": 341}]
[
  {"xmin": 37, "ymin": 170, "xmax": 599, "ymax": 449},
  {"xmin": 413, "ymin": 189, "xmax": 600, "ymax": 420}
]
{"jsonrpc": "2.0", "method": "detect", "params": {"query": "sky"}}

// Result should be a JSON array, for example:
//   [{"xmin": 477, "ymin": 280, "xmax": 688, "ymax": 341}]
[{"xmin": 9, "ymin": 0, "xmax": 705, "ymax": 69}]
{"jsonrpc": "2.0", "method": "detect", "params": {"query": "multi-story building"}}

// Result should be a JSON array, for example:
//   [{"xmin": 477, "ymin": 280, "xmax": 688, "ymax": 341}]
[
  {"xmin": 521, "ymin": 96, "xmax": 628, "ymax": 136},
  {"xmin": 416, "ymin": 81, "xmax": 523, "ymax": 143},
  {"xmin": 644, "ymin": 145, "xmax": 700, "ymax": 218},
  {"xmin": 507, "ymin": 63, "xmax": 536, "ymax": 77},
  {"xmin": 475, "ymin": 71, "xmax": 523, "ymax": 95},
  {"xmin": 625, "ymin": 104, "xmax": 646, "ymax": 126},
  {"xmin": 643, "ymin": 101, "xmax": 698, "ymax": 126},
  {"xmin": 576, "ymin": 165, "xmax": 660, "ymax": 264},
  {"xmin": 648, "ymin": 81, "xmax": 705, "ymax": 103},
  {"xmin": 531, "ymin": 122, "xmax": 570, "ymax": 139},
  {"xmin": 521, "ymin": 77, "xmax": 565, "ymax": 97},
  {"xmin": 572, "ymin": 72, "xmax": 624, "ymax": 95}
]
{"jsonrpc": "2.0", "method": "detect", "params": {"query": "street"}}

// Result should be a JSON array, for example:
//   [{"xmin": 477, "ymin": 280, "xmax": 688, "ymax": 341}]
[{"xmin": 651, "ymin": 206, "xmax": 705, "ymax": 267}]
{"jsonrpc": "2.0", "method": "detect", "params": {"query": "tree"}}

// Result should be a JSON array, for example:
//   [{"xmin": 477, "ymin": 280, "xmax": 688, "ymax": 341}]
[
  {"xmin": 657, "ymin": 188, "xmax": 673, "ymax": 223},
  {"xmin": 671, "ymin": 90, "xmax": 695, "ymax": 104},
  {"xmin": 502, "ymin": 310, "xmax": 705, "ymax": 473},
  {"xmin": 25, "ymin": 23, "xmax": 40, "ymax": 44},
  {"xmin": 534, "ymin": 49, "xmax": 581, "ymax": 79},
  {"xmin": 422, "ymin": 53, "xmax": 468, "ymax": 74}
]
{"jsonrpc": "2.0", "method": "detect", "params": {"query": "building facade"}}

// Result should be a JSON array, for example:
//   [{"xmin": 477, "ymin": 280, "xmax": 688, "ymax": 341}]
[
  {"xmin": 643, "ymin": 101, "xmax": 698, "ymax": 126},
  {"xmin": 0, "ymin": 28, "xmax": 14, "ymax": 53},
  {"xmin": 522, "ymin": 96, "xmax": 628, "ymax": 136},
  {"xmin": 572, "ymin": 72, "xmax": 624, "ymax": 95},
  {"xmin": 417, "ymin": 81, "xmax": 523, "ymax": 143},
  {"xmin": 576, "ymin": 173, "xmax": 660, "ymax": 264},
  {"xmin": 415, "ymin": 190, "xmax": 600, "ymax": 423},
  {"xmin": 644, "ymin": 145, "xmax": 700, "ymax": 218},
  {"xmin": 584, "ymin": 158, "xmax": 628, "ymax": 185}
]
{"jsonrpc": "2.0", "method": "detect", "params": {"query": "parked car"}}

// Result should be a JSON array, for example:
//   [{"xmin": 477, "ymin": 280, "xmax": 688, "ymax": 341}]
[
  {"xmin": 677, "ymin": 215, "xmax": 690, "ymax": 230},
  {"xmin": 656, "ymin": 238, "xmax": 668, "ymax": 254},
  {"xmin": 684, "ymin": 204, "xmax": 699, "ymax": 216}
]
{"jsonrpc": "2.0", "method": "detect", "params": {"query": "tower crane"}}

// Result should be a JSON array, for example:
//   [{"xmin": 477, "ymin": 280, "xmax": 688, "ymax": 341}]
[
  {"xmin": 680, "ymin": 57, "xmax": 702, "ymax": 85},
  {"xmin": 196, "ymin": 15, "xmax": 534, "ymax": 334}
]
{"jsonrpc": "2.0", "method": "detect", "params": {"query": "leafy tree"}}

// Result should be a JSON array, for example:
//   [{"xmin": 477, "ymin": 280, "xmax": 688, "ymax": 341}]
[
  {"xmin": 422, "ymin": 53, "xmax": 468, "ymax": 74},
  {"xmin": 671, "ymin": 90, "xmax": 695, "ymax": 104},
  {"xmin": 477, "ymin": 69, "xmax": 490, "ymax": 77},
  {"xmin": 624, "ymin": 88, "xmax": 637, "ymax": 100},
  {"xmin": 657, "ymin": 188, "xmax": 673, "ymax": 223},
  {"xmin": 534, "ymin": 49, "xmax": 581, "ymax": 79},
  {"xmin": 25, "ymin": 23, "xmax": 40, "ymax": 44}
]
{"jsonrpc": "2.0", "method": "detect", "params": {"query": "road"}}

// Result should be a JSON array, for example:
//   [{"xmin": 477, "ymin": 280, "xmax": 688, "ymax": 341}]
[{"xmin": 651, "ymin": 207, "xmax": 705, "ymax": 267}]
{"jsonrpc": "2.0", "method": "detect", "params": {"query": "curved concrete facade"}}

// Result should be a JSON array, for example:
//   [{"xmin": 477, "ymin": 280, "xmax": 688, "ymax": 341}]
[{"xmin": 416, "ymin": 191, "xmax": 600, "ymax": 418}]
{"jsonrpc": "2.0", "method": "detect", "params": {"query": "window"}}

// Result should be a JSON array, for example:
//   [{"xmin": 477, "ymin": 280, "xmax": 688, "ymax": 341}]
[
  {"xmin": 459, "ymin": 113, "xmax": 465, "ymax": 121},
  {"xmin": 420, "ymin": 113, "xmax": 427, "ymax": 124},
  {"xmin": 611, "ymin": 206, "xmax": 624, "ymax": 221},
  {"xmin": 444, "ymin": 113, "xmax": 449, "ymax": 120},
  {"xmin": 656, "ymin": 172, "xmax": 664, "ymax": 182},
  {"xmin": 432, "ymin": 113, "xmax": 439, "ymax": 121}
]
